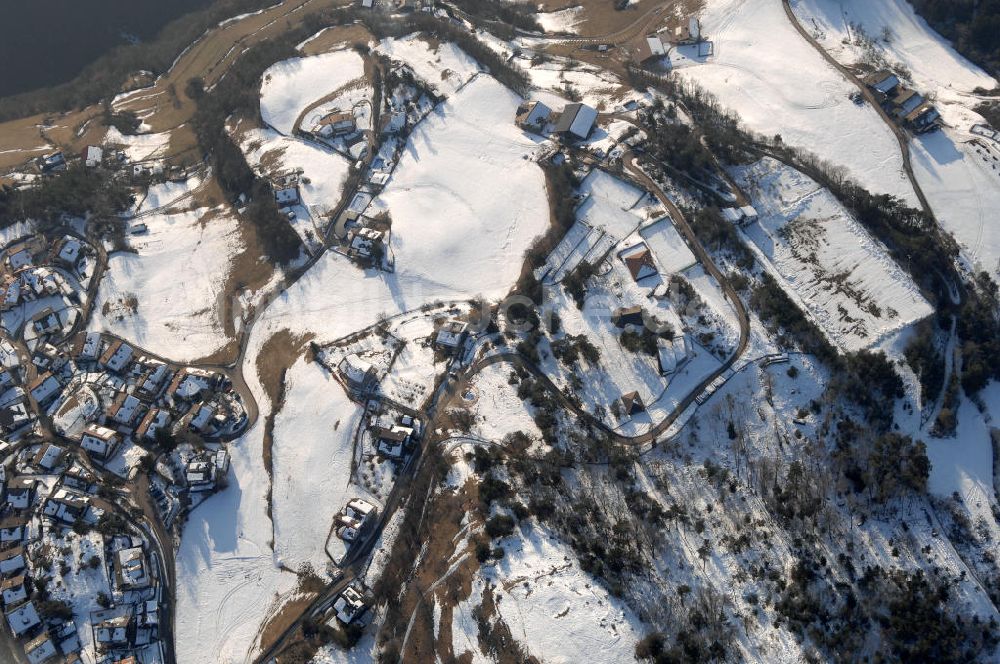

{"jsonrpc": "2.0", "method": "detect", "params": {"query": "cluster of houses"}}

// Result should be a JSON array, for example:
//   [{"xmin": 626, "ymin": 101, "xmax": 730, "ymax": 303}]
[
  {"xmin": 515, "ymin": 100, "xmax": 599, "ymax": 141},
  {"xmin": 369, "ymin": 412, "xmax": 421, "ymax": 460},
  {"xmin": 34, "ymin": 146, "xmax": 134, "ymax": 177},
  {"xmin": 334, "ymin": 498, "xmax": 377, "ymax": 543},
  {"xmin": 633, "ymin": 17, "xmax": 703, "ymax": 65},
  {"xmin": 331, "ymin": 583, "xmax": 372, "ymax": 628},
  {"xmin": 0, "ymin": 234, "xmax": 89, "ymax": 343},
  {"xmin": 863, "ymin": 70, "xmax": 940, "ymax": 133},
  {"xmin": 0, "ymin": 448, "xmax": 165, "ymax": 662}
]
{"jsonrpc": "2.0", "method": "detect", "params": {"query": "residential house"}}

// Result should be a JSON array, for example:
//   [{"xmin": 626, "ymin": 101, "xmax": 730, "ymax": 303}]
[
  {"xmin": 348, "ymin": 227, "xmax": 384, "ymax": 260},
  {"xmin": 0, "ymin": 401, "xmax": 31, "ymax": 434},
  {"xmin": 434, "ymin": 320, "xmax": 467, "ymax": 349},
  {"xmin": 52, "ymin": 236, "xmax": 82, "ymax": 268},
  {"xmin": 312, "ymin": 111, "xmax": 357, "ymax": 138},
  {"xmin": 657, "ymin": 334, "xmax": 689, "ymax": 375},
  {"xmin": 6, "ymin": 600, "xmax": 40, "ymax": 636},
  {"xmin": 136, "ymin": 363, "xmax": 171, "ymax": 400},
  {"xmin": 32, "ymin": 443, "xmax": 66, "ymax": 471},
  {"xmin": 75, "ymin": 331, "xmax": 101, "ymax": 361},
  {"xmin": 100, "ymin": 339, "xmax": 133, "ymax": 373},
  {"xmin": 42, "ymin": 489, "xmax": 90, "ymax": 524},
  {"xmin": 619, "ymin": 391, "xmax": 645, "ymax": 416},
  {"xmin": 336, "ymin": 498, "xmax": 377, "ymax": 541},
  {"xmin": 333, "ymin": 585, "xmax": 368, "ymax": 624},
  {"xmin": 81, "ymin": 145, "xmax": 104, "ymax": 167},
  {"xmin": 38, "ymin": 152, "xmax": 66, "ymax": 173},
  {"xmin": 28, "ymin": 372, "xmax": 61, "ymax": 405},
  {"xmin": 0, "ymin": 575, "xmax": 28, "ymax": 606},
  {"xmin": 187, "ymin": 402, "xmax": 214, "ymax": 433},
  {"xmin": 863, "ymin": 70, "xmax": 901, "ymax": 97},
  {"xmin": 619, "ymin": 243, "xmax": 658, "ymax": 282},
  {"xmin": 0, "ymin": 516, "xmax": 27, "ymax": 545},
  {"xmin": 338, "ymin": 354, "xmax": 376, "ymax": 392},
  {"xmin": 553, "ymin": 103, "xmax": 598, "ymax": 141},
  {"xmin": 375, "ymin": 425, "xmax": 413, "ymax": 459},
  {"xmin": 107, "ymin": 393, "xmax": 142, "ymax": 426},
  {"xmin": 5, "ymin": 478, "xmax": 36, "ymax": 510},
  {"xmin": 667, "ymin": 17, "xmax": 701, "ymax": 45},
  {"xmin": 113, "ymin": 547, "xmax": 150, "ymax": 590},
  {"xmin": 0, "ymin": 547, "xmax": 26, "ymax": 575},
  {"xmin": 165, "ymin": 368, "xmax": 215, "ymax": 402},
  {"xmin": 135, "ymin": 408, "xmax": 170, "ymax": 441},
  {"xmin": 612, "ymin": 306, "xmax": 645, "ymax": 329},
  {"xmin": 634, "ymin": 34, "xmax": 667, "ymax": 64},
  {"xmin": 24, "ymin": 633, "xmax": 57, "ymax": 664},
  {"xmin": 514, "ymin": 100, "xmax": 552, "ymax": 133},
  {"xmin": 274, "ymin": 183, "xmax": 300, "ymax": 208},
  {"xmin": 80, "ymin": 424, "xmax": 122, "ymax": 461},
  {"xmin": 93, "ymin": 608, "xmax": 132, "ymax": 652}
]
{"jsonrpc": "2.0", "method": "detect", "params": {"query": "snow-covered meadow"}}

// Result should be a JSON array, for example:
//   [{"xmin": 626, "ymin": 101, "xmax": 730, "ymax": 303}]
[
  {"xmin": 735, "ymin": 157, "xmax": 932, "ymax": 351},
  {"xmin": 90, "ymin": 205, "xmax": 242, "ymax": 361},
  {"xmin": 259, "ymin": 49, "xmax": 365, "ymax": 135},
  {"xmin": 677, "ymin": 0, "xmax": 918, "ymax": 204}
]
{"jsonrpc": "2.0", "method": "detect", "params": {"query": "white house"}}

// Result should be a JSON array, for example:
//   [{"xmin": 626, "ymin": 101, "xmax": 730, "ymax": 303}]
[
  {"xmin": 80, "ymin": 424, "xmax": 122, "ymax": 460},
  {"xmin": 5, "ymin": 601, "xmax": 40, "ymax": 637},
  {"xmin": 24, "ymin": 633, "xmax": 57, "ymax": 664},
  {"xmin": 0, "ymin": 576, "xmax": 27, "ymax": 606},
  {"xmin": 82, "ymin": 145, "xmax": 104, "ymax": 167},
  {"xmin": 553, "ymin": 103, "xmax": 598, "ymax": 141},
  {"xmin": 28, "ymin": 372, "xmax": 60, "ymax": 405},
  {"xmin": 0, "ymin": 547, "xmax": 26, "ymax": 575}
]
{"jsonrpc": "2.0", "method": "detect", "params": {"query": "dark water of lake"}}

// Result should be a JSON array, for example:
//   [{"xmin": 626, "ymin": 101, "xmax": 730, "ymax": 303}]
[{"xmin": 0, "ymin": 0, "xmax": 215, "ymax": 97}]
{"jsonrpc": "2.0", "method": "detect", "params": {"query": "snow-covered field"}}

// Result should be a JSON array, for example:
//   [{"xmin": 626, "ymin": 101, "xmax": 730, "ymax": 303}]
[
  {"xmin": 90, "ymin": 205, "xmax": 241, "ymax": 361},
  {"xmin": 535, "ymin": 6, "xmax": 584, "ymax": 33},
  {"xmin": 175, "ymin": 67, "xmax": 550, "ymax": 662},
  {"xmin": 911, "ymin": 129, "xmax": 1000, "ymax": 279},
  {"xmin": 259, "ymin": 49, "xmax": 365, "ymax": 135},
  {"xmin": 735, "ymin": 157, "xmax": 932, "ymax": 351},
  {"xmin": 677, "ymin": 0, "xmax": 918, "ymax": 204},
  {"xmin": 375, "ymin": 35, "xmax": 481, "ymax": 96},
  {"xmin": 453, "ymin": 523, "xmax": 643, "ymax": 662},
  {"xmin": 240, "ymin": 126, "xmax": 352, "ymax": 216},
  {"xmin": 104, "ymin": 126, "xmax": 172, "ymax": 162},
  {"xmin": 271, "ymin": 357, "xmax": 373, "ymax": 573},
  {"xmin": 790, "ymin": 0, "xmax": 997, "ymax": 128}
]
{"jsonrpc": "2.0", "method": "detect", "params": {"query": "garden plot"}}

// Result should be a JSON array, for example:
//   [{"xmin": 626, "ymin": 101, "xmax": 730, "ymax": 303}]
[
  {"xmin": 452, "ymin": 523, "xmax": 642, "ymax": 663},
  {"xmin": 259, "ymin": 49, "xmax": 365, "ymax": 135},
  {"xmin": 790, "ymin": 0, "xmax": 996, "ymax": 128},
  {"xmin": 270, "ymin": 357, "xmax": 375, "ymax": 574},
  {"xmin": 911, "ymin": 130, "xmax": 1000, "ymax": 280},
  {"xmin": 678, "ymin": 0, "xmax": 918, "ymax": 205},
  {"xmin": 734, "ymin": 157, "xmax": 932, "ymax": 351},
  {"xmin": 375, "ymin": 35, "xmax": 481, "ymax": 96},
  {"xmin": 89, "ymin": 206, "xmax": 241, "ymax": 361}
]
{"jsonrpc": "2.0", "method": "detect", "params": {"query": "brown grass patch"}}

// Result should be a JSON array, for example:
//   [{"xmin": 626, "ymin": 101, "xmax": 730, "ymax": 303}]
[
  {"xmin": 298, "ymin": 23, "xmax": 376, "ymax": 57},
  {"xmin": 257, "ymin": 590, "xmax": 321, "ymax": 658}
]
